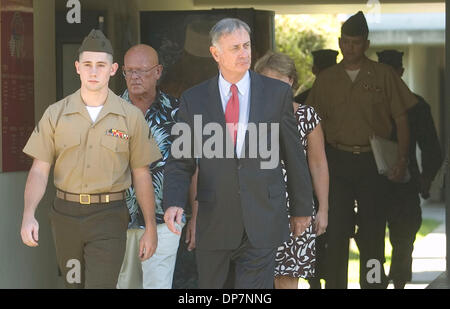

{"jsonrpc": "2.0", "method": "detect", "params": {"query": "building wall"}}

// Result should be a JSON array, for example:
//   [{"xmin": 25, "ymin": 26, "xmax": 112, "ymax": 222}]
[
  {"xmin": 137, "ymin": 0, "xmax": 445, "ymax": 14},
  {"xmin": 137, "ymin": 0, "xmax": 198, "ymax": 11},
  {"xmin": 0, "ymin": 0, "xmax": 59, "ymax": 288},
  {"xmin": 408, "ymin": 46, "xmax": 443, "ymax": 134}
]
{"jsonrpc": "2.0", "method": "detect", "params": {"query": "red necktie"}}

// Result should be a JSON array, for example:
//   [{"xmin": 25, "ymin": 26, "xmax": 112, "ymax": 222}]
[{"xmin": 225, "ymin": 84, "xmax": 239, "ymax": 146}]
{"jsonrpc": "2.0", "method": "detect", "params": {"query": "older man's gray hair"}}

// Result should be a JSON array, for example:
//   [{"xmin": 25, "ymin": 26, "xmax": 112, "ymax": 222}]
[{"xmin": 210, "ymin": 18, "xmax": 251, "ymax": 47}]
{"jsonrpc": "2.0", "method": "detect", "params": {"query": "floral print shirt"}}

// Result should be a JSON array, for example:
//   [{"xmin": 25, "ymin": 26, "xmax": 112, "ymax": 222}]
[{"xmin": 122, "ymin": 89, "xmax": 180, "ymax": 228}]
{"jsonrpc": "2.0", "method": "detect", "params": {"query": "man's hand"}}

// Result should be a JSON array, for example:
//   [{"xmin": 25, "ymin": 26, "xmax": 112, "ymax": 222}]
[
  {"xmin": 132, "ymin": 166, "xmax": 158, "ymax": 261},
  {"xmin": 388, "ymin": 159, "xmax": 408, "ymax": 183},
  {"xmin": 21, "ymin": 159, "xmax": 50, "ymax": 248},
  {"xmin": 139, "ymin": 226, "xmax": 157, "ymax": 261},
  {"xmin": 164, "ymin": 206, "xmax": 184, "ymax": 235},
  {"xmin": 290, "ymin": 216, "xmax": 312, "ymax": 237},
  {"xmin": 419, "ymin": 175, "xmax": 431, "ymax": 199},
  {"xmin": 185, "ymin": 217, "xmax": 196, "ymax": 251},
  {"xmin": 21, "ymin": 215, "xmax": 39, "ymax": 247}
]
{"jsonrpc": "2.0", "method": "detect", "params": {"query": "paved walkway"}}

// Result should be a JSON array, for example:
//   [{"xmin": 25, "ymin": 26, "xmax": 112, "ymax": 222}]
[
  {"xmin": 347, "ymin": 202, "xmax": 446, "ymax": 289},
  {"xmin": 403, "ymin": 203, "xmax": 446, "ymax": 289}
]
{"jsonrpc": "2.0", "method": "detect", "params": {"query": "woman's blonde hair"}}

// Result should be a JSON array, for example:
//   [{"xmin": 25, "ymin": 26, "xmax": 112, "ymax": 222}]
[{"xmin": 254, "ymin": 51, "xmax": 299, "ymax": 91}]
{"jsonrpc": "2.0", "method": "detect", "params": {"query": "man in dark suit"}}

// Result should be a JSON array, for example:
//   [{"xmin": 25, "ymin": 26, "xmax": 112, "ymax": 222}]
[
  {"xmin": 377, "ymin": 49, "xmax": 443, "ymax": 288},
  {"xmin": 162, "ymin": 18, "xmax": 313, "ymax": 289}
]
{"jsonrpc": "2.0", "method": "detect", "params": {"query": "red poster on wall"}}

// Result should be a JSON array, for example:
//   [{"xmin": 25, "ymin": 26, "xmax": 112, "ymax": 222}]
[{"xmin": 1, "ymin": 0, "xmax": 34, "ymax": 172}]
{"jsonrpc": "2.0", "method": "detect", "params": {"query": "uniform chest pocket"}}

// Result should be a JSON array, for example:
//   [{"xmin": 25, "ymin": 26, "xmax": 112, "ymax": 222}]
[
  {"xmin": 369, "ymin": 86, "xmax": 385, "ymax": 104},
  {"xmin": 101, "ymin": 135, "xmax": 129, "ymax": 153},
  {"xmin": 54, "ymin": 134, "xmax": 81, "ymax": 169},
  {"xmin": 364, "ymin": 88, "xmax": 388, "ymax": 118},
  {"xmin": 55, "ymin": 134, "xmax": 80, "ymax": 153}
]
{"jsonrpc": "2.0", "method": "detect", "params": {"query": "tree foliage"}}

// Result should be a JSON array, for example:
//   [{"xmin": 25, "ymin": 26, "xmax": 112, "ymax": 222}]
[{"xmin": 275, "ymin": 15, "xmax": 342, "ymax": 95}]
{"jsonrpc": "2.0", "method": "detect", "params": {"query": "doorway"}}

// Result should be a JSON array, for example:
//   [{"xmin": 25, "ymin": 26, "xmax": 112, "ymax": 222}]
[{"xmin": 55, "ymin": 10, "xmax": 106, "ymax": 100}]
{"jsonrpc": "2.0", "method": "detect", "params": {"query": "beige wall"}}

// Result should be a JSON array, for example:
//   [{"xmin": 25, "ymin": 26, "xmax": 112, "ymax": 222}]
[
  {"xmin": 0, "ymin": 0, "xmax": 59, "ymax": 288},
  {"xmin": 136, "ymin": 0, "xmax": 444, "ymax": 14},
  {"xmin": 137, "ymin": 0, "xmax": 197, "ymax": 11}
]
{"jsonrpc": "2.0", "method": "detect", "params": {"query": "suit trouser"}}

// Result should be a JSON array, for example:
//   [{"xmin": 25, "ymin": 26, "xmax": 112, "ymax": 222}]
[
  {"xmin": 308, "ymin": 233, "xmax": 327, "ymax": 288},
  {"xmin": 172, "ymin": 224, "xmax": 199, "ymax": 289},
  {"xmin": 386, "ymin": 181, "xmax": 422, "ymax": 284},
  {"xmin": 49, "ymin": 197, "xmax": 129, "ymax": 289},
  {"xmin": 325, "ymin": 145, "xmax": 389, "ymax": 289},
  {"xmin": 196, "ymin": 232, "xmax": 277, "ymax": 289}
]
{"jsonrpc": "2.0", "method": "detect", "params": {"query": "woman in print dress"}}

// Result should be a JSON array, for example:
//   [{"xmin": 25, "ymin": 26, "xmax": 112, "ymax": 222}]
[{"xmin": 255, "ymin": 51, "xmax": 329, "ymax": 289}]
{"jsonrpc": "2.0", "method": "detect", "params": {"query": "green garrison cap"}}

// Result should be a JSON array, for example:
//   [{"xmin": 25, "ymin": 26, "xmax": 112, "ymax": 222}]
[
  {"xmin": 377, "ymin": 49, "xmax": 404, "ymax": 69},
  {"xmin": 312, "ymin": 49, "xmax": 339, "ymax": 70},
  {"xmin": 78, "ymin": 29, "xmax": 113, "ymax": 56},
  {"xmin": 341, "ymin": 11, "xmax": 369, "ymax": 37}
]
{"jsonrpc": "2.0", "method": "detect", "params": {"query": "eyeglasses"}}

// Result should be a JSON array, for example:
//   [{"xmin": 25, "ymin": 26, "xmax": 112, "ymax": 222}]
[{"xmin": 122, "ymin": 64, "xmax": 159, "ymax": 78}]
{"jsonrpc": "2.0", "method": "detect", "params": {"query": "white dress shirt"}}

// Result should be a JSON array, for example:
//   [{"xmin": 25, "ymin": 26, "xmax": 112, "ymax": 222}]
[{"xmin": 218, "ymin": 71, "xmax": 251, "ymax": 158}]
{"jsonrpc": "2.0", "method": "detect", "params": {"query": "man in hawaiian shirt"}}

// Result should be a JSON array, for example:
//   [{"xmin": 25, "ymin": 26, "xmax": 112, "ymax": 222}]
[{"xmin": 116, "ymin": 44, "xmax": 185, "ymax": 289}]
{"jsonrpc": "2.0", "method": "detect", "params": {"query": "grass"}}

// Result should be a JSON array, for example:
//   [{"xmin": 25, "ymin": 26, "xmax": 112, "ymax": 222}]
[{"xmin": 347, "ymin": 218, "xmax": 441, "ymax": 284}]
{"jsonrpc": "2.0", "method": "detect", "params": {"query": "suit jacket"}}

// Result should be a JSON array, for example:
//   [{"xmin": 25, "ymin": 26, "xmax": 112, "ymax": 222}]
[
  {"xmin": 391, "ymin": 94, "xmax": 442, "ymax": 186},
  {"xmin": 163, "ymin": 71, "xmax": 313, "ymax": 250}
]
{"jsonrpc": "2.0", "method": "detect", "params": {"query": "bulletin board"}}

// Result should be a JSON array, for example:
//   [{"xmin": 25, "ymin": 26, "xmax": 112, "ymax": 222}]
[{"xmin": 0, "ymin": 0, "xmax": 34, "ymax": 172}]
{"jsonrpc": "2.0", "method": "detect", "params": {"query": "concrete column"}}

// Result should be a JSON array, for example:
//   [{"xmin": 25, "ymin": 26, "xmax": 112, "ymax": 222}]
[
  {"xmin": 407, "ymin": 46, "xmax": 441, "ymax": 131},
  {"xmin": 407, "ymin": 45, "xmax": 444, "ymax": 202}
]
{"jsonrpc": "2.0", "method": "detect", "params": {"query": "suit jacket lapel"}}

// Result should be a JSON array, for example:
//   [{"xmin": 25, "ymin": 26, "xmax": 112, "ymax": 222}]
[
  {"xmin": 207, "ymin": 74, "xmax": 226, "ymax": 127},
  {"xmin": 248, "ymin": 70, "xmax": 263, "ymax": 125},
  {"xmin": 242, "ymin": 71, "xmax": 263, "ymax": 157}
]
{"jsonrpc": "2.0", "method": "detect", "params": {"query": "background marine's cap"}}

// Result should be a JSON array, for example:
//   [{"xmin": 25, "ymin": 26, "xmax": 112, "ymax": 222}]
[
  {"xmin": 377, "ymin": 49, "xmax": 404, "ymax": 69},
  {"xmin": 341, "ymin": 11, "xmax": 369, "ymax": 37},
  {"xmin": 78, "ymin": 29, "xmax": 113, "ymax": 56},
  {"xmin": 312, "ymin": 49, "xmax": 339, "ymax": 70}
]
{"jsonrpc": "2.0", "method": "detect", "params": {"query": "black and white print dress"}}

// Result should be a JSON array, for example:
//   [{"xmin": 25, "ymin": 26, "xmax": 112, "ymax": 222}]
[{"xmin": 274, "ymin": 104, "xmax": 321, "ymax": 279}]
